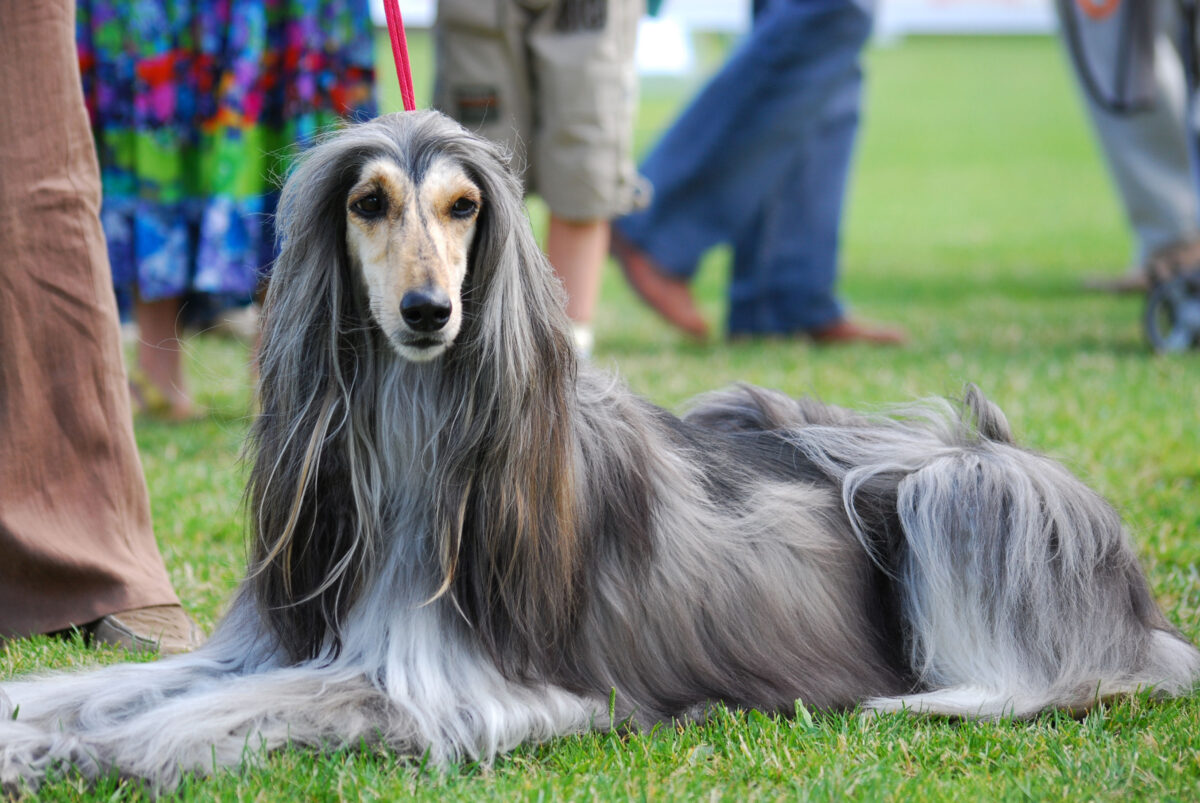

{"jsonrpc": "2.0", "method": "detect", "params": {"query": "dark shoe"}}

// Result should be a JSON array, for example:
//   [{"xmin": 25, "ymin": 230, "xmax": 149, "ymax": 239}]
[
  {"xmin": 89, "ymin": 605, "xmax": 204, "ymax": 655},
  {"xmin": 1146, "ymin": 237, "xmax": 1200, "ymax": 284},
  {"xmin": 1082, "ymin": 271, "xmax": 1149, "ymax": 294},
  {"xmin": 611, "ymin": 230, "xmax": 709, "ymax": 340},
  {"xmin": 808, "ymin": 318, "xmax": 908, "ymax": 346},
  {"xmin": 1083, "ymin": 237, "xmax": 1200, "ymax": 293}
]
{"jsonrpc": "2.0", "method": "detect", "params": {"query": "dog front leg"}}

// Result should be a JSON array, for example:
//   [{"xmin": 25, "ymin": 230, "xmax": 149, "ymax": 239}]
[{"xmin": 1, "ymin": 663, "xmax": 415, "ymax": 793}]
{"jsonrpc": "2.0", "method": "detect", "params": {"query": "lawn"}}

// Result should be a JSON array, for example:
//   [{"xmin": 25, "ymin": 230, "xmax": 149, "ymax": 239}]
[{"xmin": 5, "ymin": 31, "xmax": 1200, "ymax": 801}]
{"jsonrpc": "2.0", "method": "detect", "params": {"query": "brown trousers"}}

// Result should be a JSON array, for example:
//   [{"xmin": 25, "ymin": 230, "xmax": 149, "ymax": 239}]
[{"xmin": 0, "ymin": 0, "xmax": 179, "ymax": 637}]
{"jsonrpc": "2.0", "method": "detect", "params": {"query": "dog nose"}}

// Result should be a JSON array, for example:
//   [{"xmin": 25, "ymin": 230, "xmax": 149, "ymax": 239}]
[{"xmin": 400, "ymin": 289, "xmax": 452, "ymax": 332}]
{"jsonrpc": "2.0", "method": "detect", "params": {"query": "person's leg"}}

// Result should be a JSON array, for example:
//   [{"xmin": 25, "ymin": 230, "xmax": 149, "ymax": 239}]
[
  {"xmin": 1060, "ymin": 0, "xmax": 1200, "ymax": 275},
  {"xmin": 612, "ymin": 0, "xmax": 882, "ymax": 338},
  {"xmin": 727, "ymin": 115, "xmax": 845, "ymax": 336},
  {"xmin": 134, "ymin": 295, "xmax": 197, "ymax": 420},
  {"xmin": 0, "ymin": 0, "xmax": 194, "ymax": 648},
  {"xmin": 615, "ymin": 0, "xmax": 875, "ymax": 280},
  {"xmin": 527, "ymin": 0, "xmax": 642, "ymax": 351},
  {"xmin": 546, "ymin": 216, "xmax": 610, "ymax": 353},
  {"xmin": 727, "ymin": 60, "xmax": 901, "ymax": 343}
]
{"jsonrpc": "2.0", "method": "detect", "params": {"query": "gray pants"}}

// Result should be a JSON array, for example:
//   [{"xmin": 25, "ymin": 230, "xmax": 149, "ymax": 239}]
[{"xmin": 1059, "ymin": 0, "xmax": 1200, "ymax": 264}]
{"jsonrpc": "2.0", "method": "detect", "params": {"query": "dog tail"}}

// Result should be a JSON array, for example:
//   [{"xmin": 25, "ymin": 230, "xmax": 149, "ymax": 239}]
[{"xmin": 696, "ymin": 384, "xmax": 1200, "ymax": 717}]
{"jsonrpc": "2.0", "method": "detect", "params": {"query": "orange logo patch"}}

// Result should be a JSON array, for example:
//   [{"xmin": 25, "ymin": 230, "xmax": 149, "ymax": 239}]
[{"xmin": 1076, "ymin": 0, "xmax": 1120, "ymax": 19}]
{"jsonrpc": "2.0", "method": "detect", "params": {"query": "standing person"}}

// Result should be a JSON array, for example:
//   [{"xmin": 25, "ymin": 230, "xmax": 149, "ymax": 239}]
[
  {"xmin": 434, "ymin": 0, "xmax": 645, "ymax": 356},
  {"xmin": 0, "ymin": 0, "xmax": 199, "ymax": 652},
  {"xmin": 1057, "ymin": 0, "xmax": 1200, "ymax": 293},
  {"xmin": 612, "ymin": 0, "xmax": 905, "ymax": 344},
  {"xmin": 77, "ymin": 0, "xmax": 377, "ymax": 419}
]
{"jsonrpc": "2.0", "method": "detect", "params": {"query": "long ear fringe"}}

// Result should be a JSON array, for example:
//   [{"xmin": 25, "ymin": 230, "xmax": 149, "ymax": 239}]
[
  {"xmin": 246, "ymin": 124, "xmax": 392, "ymax": 663},
  {"xmin": 433, "ymin": 130, "xmax": 583, "ymax": 677}
]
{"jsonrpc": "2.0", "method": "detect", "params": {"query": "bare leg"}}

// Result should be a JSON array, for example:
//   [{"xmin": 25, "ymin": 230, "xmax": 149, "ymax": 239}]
[
  {"xmin": 546, "ymin": 215, "xmax": 609, "ymax": 354},
  {"xmin": 134, "ymin": 296, "xmax": 195, "ymax": 420}
]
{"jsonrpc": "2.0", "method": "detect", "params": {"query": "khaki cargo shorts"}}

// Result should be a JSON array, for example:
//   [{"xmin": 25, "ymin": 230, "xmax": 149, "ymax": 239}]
[{"xmin": 434, "ymin": 0, "xmax": 644, "ymax": 221}]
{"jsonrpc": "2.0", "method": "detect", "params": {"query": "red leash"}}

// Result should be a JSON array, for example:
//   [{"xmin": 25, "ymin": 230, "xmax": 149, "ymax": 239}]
[{"xmin": 382, "ymin": 0, "xmax": 417, "ymax": 111}]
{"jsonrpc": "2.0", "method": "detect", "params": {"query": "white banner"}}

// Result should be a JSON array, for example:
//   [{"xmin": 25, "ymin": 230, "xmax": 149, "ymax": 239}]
[
  {"xmin": 877, "ymin": 0, "xmax": 1055, "ymax": 38},
  {"xmin": 370, "ymin": 0, "xmax": 1056, "ymax": 36}
]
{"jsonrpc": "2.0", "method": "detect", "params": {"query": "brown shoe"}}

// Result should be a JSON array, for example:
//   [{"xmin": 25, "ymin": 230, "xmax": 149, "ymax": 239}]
[
  {"xmin": 611, "ymin": 230, "xmax": 710, "ymax": 340},
  {"xmin": 89, "ymin": 604, "xmax": 204, "ymax": 655},
  {"xmin": 808, "ymin": 318, "xmax": 908, "ymax": 346}
]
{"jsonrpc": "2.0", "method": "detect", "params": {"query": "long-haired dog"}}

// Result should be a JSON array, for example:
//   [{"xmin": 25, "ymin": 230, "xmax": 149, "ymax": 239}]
[{"xmin": 2, "ymin": 111, "xmax": 1197, "ymax": 791}]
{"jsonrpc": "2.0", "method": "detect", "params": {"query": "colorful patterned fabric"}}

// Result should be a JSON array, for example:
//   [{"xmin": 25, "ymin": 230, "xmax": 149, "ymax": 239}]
[{"xmin": 77, "ymin": 0, "xmax": 376, "ymax": 306}]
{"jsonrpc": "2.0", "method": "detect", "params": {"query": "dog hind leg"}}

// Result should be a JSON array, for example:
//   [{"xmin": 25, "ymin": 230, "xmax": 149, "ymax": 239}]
[
  {"xmin": 864, "ymin": 629, "xmax": 1200, "ymax": 720},
  {"xmin": 861, "ymin": 685, "xmax": 1053, "ymax": 720},
  {"xmin": 891, "ymin": 446, "xmax": 1200, "ymax": 715}
]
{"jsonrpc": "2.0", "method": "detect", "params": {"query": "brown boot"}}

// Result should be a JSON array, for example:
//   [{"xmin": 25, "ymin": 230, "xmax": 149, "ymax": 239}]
[
  {"xmin": 88, "ymin": 604, "xmax": 204, "ymax": 655},
  {"xmin": 611, "ymin": 230, "xmax": 710, "ymax": 340},
  {"xmin": 808, "ymin": 318, "xmax": 908, "ymax": 346}
]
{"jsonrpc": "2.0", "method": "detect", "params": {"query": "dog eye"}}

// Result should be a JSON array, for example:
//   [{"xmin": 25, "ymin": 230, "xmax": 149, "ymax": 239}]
[
  {"xmin": 450, "ymin": 198, "xmax": 478, "ymax": 219},
  {"xmin": 352, "ymin": 194, "xmax": 385, "ymax": 217}
]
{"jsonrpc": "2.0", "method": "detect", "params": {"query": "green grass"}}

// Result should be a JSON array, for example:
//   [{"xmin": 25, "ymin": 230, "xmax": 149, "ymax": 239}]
[{"xmin": 6, "ymin": 33, "xmax": 1200, "ymax": 801}]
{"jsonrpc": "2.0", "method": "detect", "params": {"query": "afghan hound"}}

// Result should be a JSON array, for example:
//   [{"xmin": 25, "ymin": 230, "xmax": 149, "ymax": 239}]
[{"xmin": 2, "ymin": 111, "xmax": 1197, "ymax": 792}]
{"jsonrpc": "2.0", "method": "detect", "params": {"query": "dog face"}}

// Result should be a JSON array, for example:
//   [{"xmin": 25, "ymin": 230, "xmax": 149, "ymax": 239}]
[{"xmin": 345, "ymin": 156, "xmax": 482, "ymax": 361}]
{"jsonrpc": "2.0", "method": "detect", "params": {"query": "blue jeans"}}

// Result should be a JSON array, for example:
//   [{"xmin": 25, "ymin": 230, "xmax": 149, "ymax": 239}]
[{"xmin": 615, "ymin": 0, "xmax": 873, "ymax": 334}]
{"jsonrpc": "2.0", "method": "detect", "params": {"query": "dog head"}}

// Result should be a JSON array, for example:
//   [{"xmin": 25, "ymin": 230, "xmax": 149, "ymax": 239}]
[
  {"xmin": 256, "ymin": 111, "xmax": 579, "ymax": 663},
  {"xmin": 269, "ymin": 110, "xmax": 563, "ymax": 369},
  {"xmin": 344, "ymin": 154, "xmax": 483, "ymax": 362}
]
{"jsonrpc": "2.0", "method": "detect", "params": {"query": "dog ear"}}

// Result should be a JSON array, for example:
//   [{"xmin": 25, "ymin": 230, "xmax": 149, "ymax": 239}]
[
  {"xmin": 246, "ymin": 133, "xmax": 381, "ymax": 663},
  {"xmin": 433, "ymin": 132, "xmax": 583, "ymax": 677}
]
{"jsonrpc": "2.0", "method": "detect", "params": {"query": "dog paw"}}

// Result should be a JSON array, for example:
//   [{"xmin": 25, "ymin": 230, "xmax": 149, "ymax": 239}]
[{"xmin": 0, "ymin": 728, "xmax": 103, "ymax": 793}]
